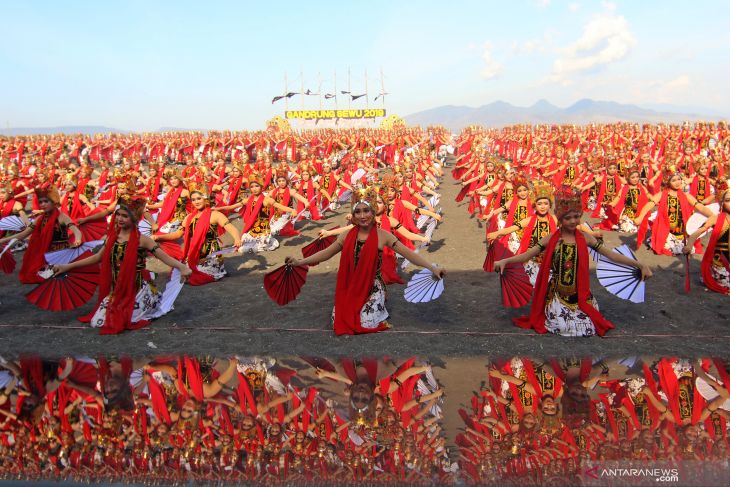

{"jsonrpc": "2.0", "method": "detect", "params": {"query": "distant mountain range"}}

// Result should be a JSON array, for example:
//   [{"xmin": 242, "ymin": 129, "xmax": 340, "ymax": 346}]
[
  {"xmin": 404, "ymin": 99, "xmax": 728, "ymax": 130},
  {"xmin": 2, "ymin": 99, "xmax": 726, "ymax": 135}
]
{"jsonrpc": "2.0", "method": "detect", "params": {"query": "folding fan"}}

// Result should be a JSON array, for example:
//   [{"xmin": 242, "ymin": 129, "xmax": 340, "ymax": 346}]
[
  {"xmin": 264, "ymin": 264, "xmax": 309, "ymax": 305},
  {"xmin": 149, "ymin": 268, "xmax": 185, "ymax": 319},
  {"xmin": 350, "ymin": 168, "xmax": 367, "ymax": 185},
  {"xmin": 686, "ymin": 203, "xmax": 720, "ymax": 239},
  {"xmin": 301, "ymin": 228, "xmax": 339, "ymax": 263},
  {"xmin": 338, "ymin": 189, "xmax": 353, "ymax": 203},
  {"xmin": 0, "ymin": 215, "xmax": 26, "ymax": 232},
  {"xmin": 25, "ymin": 264, "xmax": 100, "ymax": 311},
  {"xmin": 0, "ymin": 242, "xmax": 16, "ymax": 274},
  {"xmin": 404, "ymin": 267, "xmax": 444, "ymax": 303},
  {"xmin": 489, "ymin": 240, "xmax": 533, "ymax": 308},
  {"xmin": 138, "ymin": 218, "xmax": 153, "ymax": 236},
  {"xmin": 78, "ymin": 217, "xmax": 108, "ymax": 241},
  {"xmin": 596, "ymin": 244, "xmax": 645, "ymax": 303},
  {"xmin": 44, "ymin": 240, "xmax": 104, "ymax": 265},
  {"xmin": 483, "ymin": 237, "xmax": 511, "ymax": 273},
  {"xmin": 210, "ymin": 246, "xmax": 238, "ymax": 257}
]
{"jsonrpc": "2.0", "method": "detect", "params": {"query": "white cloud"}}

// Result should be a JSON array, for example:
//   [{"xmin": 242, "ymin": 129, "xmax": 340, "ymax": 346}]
[
  {"xmin": 568, "ymin": 2, "xmax": 580, "ymax": 12},
  {"xmin": 536, "ymin": 0, "xmax": 551, "ymax": 7},
  {"xmin": 514, "ymin": 30, "xmax": 558, "ymax": 55},
  {"xmin": 643, "ymin": 75, "xmax": 692, "ymax": 103},
  {"xmin": 550, "ymin": 13, "xmax": 635, "ymax": 81},
  {"xmin": 480, "ymin": 42, "xmax": 503, "ymax": 80}
]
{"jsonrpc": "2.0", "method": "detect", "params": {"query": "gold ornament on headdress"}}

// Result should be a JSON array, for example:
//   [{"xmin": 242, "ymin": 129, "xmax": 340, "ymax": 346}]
[
  {"xmin": 118, "ymin": 196, "xmax": 147, "ymax": 222},
  {"xmin": 533, "ymin": 180, "xmax": 554, "ymax": 203},
  {"xmin": 187, "ymin": 181, "xmax": 209, "ymax": 199},
  {"xmin": 248, "ymin": 172, "xmax": 264, "ymax": 187},
  {"xmin": 351, "ymin": 184, "xmax": 380, "ymax": 211},
  {"xmin": 553, "ymin": 185, "xmax": 582, "ymax": 218}
]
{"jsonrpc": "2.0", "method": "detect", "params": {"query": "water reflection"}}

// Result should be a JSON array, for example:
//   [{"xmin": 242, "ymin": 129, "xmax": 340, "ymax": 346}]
[
  {"xmin": 0, "ymin": 356, "xmax": 454, "ymax": 485},
  {"xmin": 457, "ymin": 357, "xmax": 730, "ymax": 486},
  {"xmin": 0, "ymin": 356, "xmax": 728, "ymax": 485}
]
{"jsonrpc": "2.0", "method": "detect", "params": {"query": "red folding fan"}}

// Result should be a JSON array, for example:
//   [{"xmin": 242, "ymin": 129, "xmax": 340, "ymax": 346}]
[
  {"xmin": 78, "ymin": 218, "xmax": 109, "ymax": 241},
  {"xmin": 301, "ymin": 227, "xmax": 339, "ymax": 265},
  {"xmin": 26, "ymin": 264, "xmax": 100, "ymax": 311},
  {"xmin": 483, "ymin": 236, "xmax": 511, "ymax": 273},
  {"xmin": 489, "ymin": 240, "xmax": 533, "ymax": 308},
  {"xmin": 263, "ymin": 264, "xmax": 309, "ymax": 305},
  {"xmin": 0, "ymin": 243, "xmax": 16, "ymax": 274}
]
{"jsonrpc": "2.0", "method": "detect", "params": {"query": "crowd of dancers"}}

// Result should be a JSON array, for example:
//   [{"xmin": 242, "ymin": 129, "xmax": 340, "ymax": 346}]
[
  {"xmin": 0, "ymin": 126, "xmax": 447, "ymax": 335},
  {"xmin": 0, "ymin": 120, "xmax": 729, "ymax": 338}
]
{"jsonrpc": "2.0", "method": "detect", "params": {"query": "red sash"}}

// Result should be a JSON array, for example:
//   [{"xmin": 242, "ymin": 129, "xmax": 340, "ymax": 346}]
[
  {"xmin": 157, "ymin": 187, "xmax": 183, "ymax": 227},
  {"xmin": 97, "ymin": 221, "xmax": 148, "ymax": 334},
  {"xmin": 333, "ymin": 227, "xmax": 384, "ymax": 335},
  {"xmin": 513, "ymin": 230, "xmax": 615, "ymax": 336},
  {"xmin": 182, "ymin": 208, "xmax": 216, "ymax": 286},
  {"xmin": 700, "ymin": 213, "xmax": 730, "ymax": 294},
  {"xmin": 19, "ymin": 209, "xmax": 59, "ymax": 284},
  {"xmin": 518, "ymin": 215, "xmax": 557, "ymax": 254},
  {"xmin": 379, "ymin": 216, "xmax": 405, "ymax": 285},
  {"xmin": 296, "ymin": 180, "xmax": 321, "ymax": 220},
  {"xmin": 650, "ymin": 190, "xmax": 693, "ymax": 256},
  {"xmin": 240, "ymin": 195, "xmax": 266, "ymax": 234}
]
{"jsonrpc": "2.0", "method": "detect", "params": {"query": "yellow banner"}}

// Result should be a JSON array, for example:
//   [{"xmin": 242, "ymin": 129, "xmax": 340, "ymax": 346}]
[{"xmin": 285, "ymin": 108, "xmax": 386, "ymax": 120}]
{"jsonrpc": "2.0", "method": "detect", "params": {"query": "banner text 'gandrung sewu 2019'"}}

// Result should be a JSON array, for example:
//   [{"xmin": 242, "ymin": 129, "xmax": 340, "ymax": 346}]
[{"xmin": 285, "ymin": 108, "xmax": 386, "ymax": 120}]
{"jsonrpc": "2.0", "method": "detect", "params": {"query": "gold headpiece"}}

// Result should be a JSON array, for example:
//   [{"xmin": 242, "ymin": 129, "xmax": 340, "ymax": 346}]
[
  {"xmin": 351, "ymin": 184, "xmax": 380, "ymax": 211},
  {"xmin": 533, "ymin": 180, "xmax": 554, "ymax": 203},
  {"xmin": 118, "ymin": 196, "xmax": 147, "ymax": 222},
  {"xmin": 554, "ymin": 185, "xmax": 582, "ymax": 218},
  {"xmin": 248, "ymin": 172, "xmax": 264, "ymax": 187},
  {"xmin": 715, "ymin": 179, "xmax": 729, "ymax": 203},
  {"xmin": 187, "ymin": 181, "xmax": 209, "ymax": 199}
]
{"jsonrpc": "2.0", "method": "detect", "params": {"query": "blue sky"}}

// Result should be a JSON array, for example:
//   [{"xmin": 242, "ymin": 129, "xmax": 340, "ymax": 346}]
[{"xmin": 1, "ymin": 0, "xmax": 728, "ymax": 130}]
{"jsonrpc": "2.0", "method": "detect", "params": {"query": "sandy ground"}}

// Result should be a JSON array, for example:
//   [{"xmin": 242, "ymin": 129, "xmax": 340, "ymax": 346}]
[{"xmin": 0, "ymin": 163, "xmax": 728, "ymax": 359}]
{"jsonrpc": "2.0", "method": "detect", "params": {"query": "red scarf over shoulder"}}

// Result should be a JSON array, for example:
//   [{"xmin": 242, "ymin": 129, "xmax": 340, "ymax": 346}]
[
  {"xmin": 156, "ymin": 187, "xmax": 184, "ymax": 228},
  {"xmin": 333, "ymin": 226, "xmax": 384, "ymax": 335},
  {"xmin": 240, "ymin": 195, "xmax": 266, "ymax": 234},
  {"xmin": 95, "ymin": 219, "xmax": 148, "ymax": 334},
  {"xmin": 518, "ymin": 215, "xmax": 557, "ymax": 254},
  {"xmin": 513, "ymin": 229, "xmax": 614, "ymax": 336},
  {"xmin": 379, "ymin": 216, "xmax": 405, "ymax": 285},
  {"xmin": 701, "ymin": 212, "xmax": 730, "ymax": 294},
  {"xmin": 19, "ymin": 209, "xmax": 59, "ymax": 284},
  {"xmin": 650, "ymin": 190, "xmax": 693, "ymax": 256},
  {"xmin": 182, "ymin": 208, "xmax": 216, "ymax": 286}
]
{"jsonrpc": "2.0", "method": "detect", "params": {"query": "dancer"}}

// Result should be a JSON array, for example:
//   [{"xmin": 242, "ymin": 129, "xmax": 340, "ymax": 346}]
[
  {"xmin": 495, "ymin": 186, "xmax": 652, "ymax": 337},
  {"xmin": 684, "ymin": 182, "xmax": 730, "ymax": 294},
  {"xmin": 285, "ymin": 186, "xmax": 445, "ymax": 335},
  {"xmin": 53, "ymin": 197, "xmax": 192, "ymax": 335},
  {"xmin": 161, "ymin": 187, "xmax": 241, "ymax": 285},
  {"xmin": 1, "ymin": 186, "xmax": 83, "ymax": 284}
]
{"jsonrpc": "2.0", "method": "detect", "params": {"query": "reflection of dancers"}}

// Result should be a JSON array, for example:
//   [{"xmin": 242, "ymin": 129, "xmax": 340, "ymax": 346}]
[
  {"xmin": 54, "ymin": 198, "xmax": 192, "ymax": 335},
  {"xmin": 286, "ymin": 186, "xmax": 444, "ymax": 335}
]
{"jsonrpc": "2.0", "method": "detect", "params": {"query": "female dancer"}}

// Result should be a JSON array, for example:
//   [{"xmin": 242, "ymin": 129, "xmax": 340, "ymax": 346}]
[
  {"xmin": 53, "ymin": 197, "xmax": 192, "ymax": 335},
  {"xmin": 147, "ymin": 173, "xmax": 190, "ymax": 234},
  {"xmin": 634, "ymin": 171, "xmax": 713, "ymax": 256},
  {"xmin": 608, "ymin": 169, "xmax": 651, "ymax": 236},
  {"xmin": 159, "ymin": 187, "xmax": 241, "ymax": 285},
  {"xmin": 1, "ymin": 187, "xmax": 82, "ymax": 284},
  {"xmin": 487, "ymin": 182, "xmax": 557, "ymax": 284},
  {"xmin": 285, "ymin": 187, "xmax": 445, "ymax": 335},
  {"xmin": 237, "ymin": 174, "xmax": 298, "ymax": 252},
  {"xmin": 494, "ymin": 186, "xmax": 652, "ymax": 337},
  {"xmin": 684, "ymin": 183, "xmax": 730, "ymax": 294}
]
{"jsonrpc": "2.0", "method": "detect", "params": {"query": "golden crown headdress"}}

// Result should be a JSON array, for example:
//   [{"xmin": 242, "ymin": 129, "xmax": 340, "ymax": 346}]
[{"xmin": 554, "ymin": 185, "xmax": 582, "ymax": 218}]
